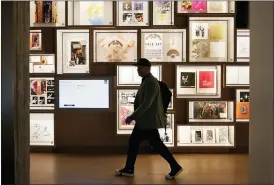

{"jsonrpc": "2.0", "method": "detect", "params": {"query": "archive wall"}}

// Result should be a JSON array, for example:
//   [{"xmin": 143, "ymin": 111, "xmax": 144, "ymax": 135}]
[{"xmin": 29, "ymin": 1, "xmax": 250, "ymax": 153}]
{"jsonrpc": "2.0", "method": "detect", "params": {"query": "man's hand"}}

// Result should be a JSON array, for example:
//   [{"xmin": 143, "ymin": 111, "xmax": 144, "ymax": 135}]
[{"xmin": 125, "ymin": 117, "xmax": 133, "ymax": 125}]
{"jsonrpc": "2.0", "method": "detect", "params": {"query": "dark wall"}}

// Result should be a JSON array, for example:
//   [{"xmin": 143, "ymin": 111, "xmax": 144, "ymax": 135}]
[{"xmin": 31, "ymin": 1, "xmax": 249, "ymax": 153}]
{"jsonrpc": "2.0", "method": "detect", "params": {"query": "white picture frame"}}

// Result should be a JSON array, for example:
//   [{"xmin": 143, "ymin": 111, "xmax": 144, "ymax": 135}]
[
  {"xmin": 56, "ymin": 29, "xmax": 89, "ymax": 74},
  {"xmin": 117, "ymin": 65, "xmax": 162, "ymax": 86},
  {"xmin": 30, "ymin": 113, "xmax": 54, "ymax": 146},
  {"xmin": 226, "ymin": 66, "xmax": 250, "ymax": 86},
  {"xmin": 30, "ymin": 1, "xmax": 65, "ymax": 27},
  {"xmin": 203, "ymin": 128, "xmax": 216, "ymax": 144},
  {"xmin": 30, "ymin": 30, "xmax": 42, "ymax": 51},
  {"xmin": 141, "ymin": 29, "xmax": 186, "ymax": 62},
  {"xmin": 153, "ymin": 1, "xmax": 174, "ymax": 25},
  {"xmin": 29, "ymin": 54, "xmax": 55, "ymax": 73},
  {"xmin": 236, "ymin": 89, "xmax": 250, "ymax": 122},
  {"xmin": 237, "ymin": 29, "xmax": 250, "ymax": 62},
  {"xmin": 67, "ymin": 1, "xmax": 113, "ymax": 26},
  {"xmin": 117, "ymin": 0, "xmax": 149, "ymax": 26},
  {"xmin": 93, "ymin": 30, "xmax": 138, "ymax": 63},
  {"xmin": 158, "ymin": 113, "xmax": 175, "ymax": 147},
  {"xmin": 176, "ymin": 65, "xmax": 221, "ymax": 98},
  {"xmin": 189, "ymin": 17, "xmax": 234, "ymax": 62},
  {"xmin": 189, "ymin": 101, "xmax": 234, "ymax": 122},
  {"xmin": 30, "ymin": 77, "xmax": 55, "ymax": 110}
]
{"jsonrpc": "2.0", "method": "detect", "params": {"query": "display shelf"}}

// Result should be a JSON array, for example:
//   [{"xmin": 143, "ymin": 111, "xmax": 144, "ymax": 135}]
[{"xmin": 177, "ymin": 125, "xmax": 235, "ymax": 147}]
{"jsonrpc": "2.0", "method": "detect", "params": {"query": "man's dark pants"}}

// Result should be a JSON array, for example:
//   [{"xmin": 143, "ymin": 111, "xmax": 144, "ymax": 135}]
[{"xmin": 125, "ymin": 125, "xmax": 178, "ymax": 169}]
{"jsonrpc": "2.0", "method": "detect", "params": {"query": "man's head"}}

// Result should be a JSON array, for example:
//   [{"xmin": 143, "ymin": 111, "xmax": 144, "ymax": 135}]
[{"xmin": 133, "ymin": 58, "xmax": 151, "ymax": 77}]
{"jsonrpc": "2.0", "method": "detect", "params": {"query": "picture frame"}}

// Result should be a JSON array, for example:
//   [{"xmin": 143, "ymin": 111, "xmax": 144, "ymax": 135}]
[
  {"xmin": 117, "ymin": 89, "xmax": 138, "ymax": 135},
  {"xmin": 30, "ymin": 77, "xmax": 55, "ymax": 110},
  {"xmin": 188, "ymin": 101, "xmax": 234, "ymax": 122},
  {"xmin": 67, "ymin": 1, "xmax": 113, "ymax": 26},
  {"xmin": 176, "ymin": 65, "xmax": 221, "ymax": 98},
  {"xmin": 30, "ymin": 1, "xmax": 65, "ymax": 27},
  {"xmin": 141, "ymin": 29, "xmax": 186, "ymax": 62},
  {"xmin": 203, "ymin": 128, "xmax": 216, "ymax": 144},
  {"xmin": 237, "ymin": 29, "xmax": 250, "ymax": 62},
  {"xmin": 153, "ymin": 1, "xmax": 174, "ymax": 25},
  {"xmin": 56, "ymin": 29, "xmax": 89, "ymax": 74},
  {"xmin": 30, "ymin": 30, "xmax": 42, "ymax": 51},
  {"xmin": 93, "ymin": 30, "xmax": 138, "ymax": 63},
  {"xmin": 30, "ymin": 113, "xmax": 54, "ymax": 146},
  {"xmin": 158, "ymin": 113, "xmax": 175, "ymax": 147},
  {"xmin": 117, "ymin": 0, "xmax": 149, "ymax": 26},
  {"xmin": 236, "ymin": 89, "xmax": 250, "ymax": 122},
  {"xmin": 29, "ymin": 54, "xmax": 55, "ymax": 73},
  {"xmin": 191, "ymin": 129, "xmax": 203, "ymax": 143},
  {"xmin": 117, "ymin": 65, "xmax": 162, "ymax": 86},
  {"xmin": 168, "ymin": 89, "xmax": 174, "ymax": 110},
  {"xmin": 225, "ymin": 65, "xmax": 250, "ymax": 87},
  {"xmin": 177, "ymin": 1, "xmax": 235, "ymax": 14},
  {"xmin": 189, "ymin": 17, "xmax": 234, "ymax": 62}
]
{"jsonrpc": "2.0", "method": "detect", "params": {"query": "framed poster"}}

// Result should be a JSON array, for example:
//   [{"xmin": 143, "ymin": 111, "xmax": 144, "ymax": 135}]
[
  {"xmin": 236, "ymin": 89, "xmax": 250, "ymax": 122},
  {"xmin": 30, "ymin": 1, "xmax": 65, "ymax": 27},
  {"xmin": 117, "ymin": 1, "xmax": 149, "ymax": 26},
  {"xmin": 29, "ymin": 54, "xmax": 55, "ymax": 73},
  {"xmin": 237, "ymin": 30, "xmax": 250, "ymax": 62},
  {"xmin": 158, "ymin": 113, "xmax": 175, "ymax": 147},
  {"xmin": 56, "ymin": 29, "xmax": 89, "ymax": 74},
  {"xmin": 30, "ymin": 30, "xmax": 42, "ymax": 51},
  {"xmin": 189, "ymin": 101, "xmax": 234, "ymax": 122},
  {"xmin": 117, "ymin": 89, "xmax": 137, "ymax": 135},
  {"xmin": 30, "ymin": 113, "xmax": 54, "ymax": 146},
  {"xmin": 177, "ymin": 1, "xmax": 235, "ymax": 13},
  {"xmin": 168, "ymin": 89, "xmax": 174, "ymax": 110},
  {"xmin": 93, "ymin": 30, "xmax": 137, "ymax": 62},
  {"xmin": 141, "ymin": 29, "xmax": 186, "ymax": 62},
  {"xmin": 226, "ymin": 66, "xmax": 250, "ymax": 86},
  {"xmin": 30, "ymin": 78, "xmax": 55, "ymax": 110},
  {"xmin": 153, "ymin": 1, "xmax": 174, "ymax": 25},
  {"xmin": 176, "ymin": 65, "xmax": 221, "ymax": 98},
  {"xmin": 117, "ymin": 65, "xmax": 162, "ymax": 86},
  {"xmin": 177, "ymin": 125, "xmax": 235, "ymax": 146},
  {"xmin": 67, "ymin": 1, "xmax": 113, "ymax": 26},
  {"xmin": 189, "ymin": 17, "xmax": 234, "ymax": 62}
]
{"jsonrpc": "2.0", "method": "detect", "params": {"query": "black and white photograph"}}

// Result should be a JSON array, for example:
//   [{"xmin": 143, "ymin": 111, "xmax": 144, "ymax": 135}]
[
  {"xmin": 180, "ymin": 72, "xmax": 196, "ymax": 88},
  {"xmin": 192, "ymin": 129, "xmax": 203, "ymax": 143},
  {"xmin": 240, "ymin": 92, "xmax": 250, "ymax": 102},
  {"xmin": 123, "ymin": 1, "xmax": 132, "ymax": 11},
  {"xmin": 192, "ymin": 23, "xmax": 209, "ymax": 40},
  {"xmin": 191, "ymin": 40, "xmax": 210, "ymax": 58}
]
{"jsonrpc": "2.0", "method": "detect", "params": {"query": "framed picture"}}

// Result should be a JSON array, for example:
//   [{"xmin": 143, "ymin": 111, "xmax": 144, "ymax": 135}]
[
  {"xmin": 168, "ymin": 89, "xmax": 174, "ymax": 110},
  {"xmin": 236, "ymin": 89, "xmax": 250, "ymax": 122},
  {"xmin": 177, "ymin": 1, "xmax": 235, "ymax": 13},
  {"xmin": 30, "ymin": 78, "xmax": 55, "ymax": 110},
  {"xmin": 30, "ymin": 30, "xmax": 42, "ymax": 51},
  {"xmin": 117, "ymin": 89, "xmax": 137, "ymax": 135},
  {"xmin": 159, "ymin": 113, "xmax": 174, "ymax": 147},
  {"xmin": 189, "ymin": 17, "xmax": 234, "ymax": 62},
  {"xmin": 237, "ymin": 29, "xmax": 250, "ymax": 62},
  {"xmin": 117, "ymin": 65, "xmax": 162, "ymax": 86},
  {"xmin": 93, "ymin": 30, "xmax": 137, "ymax": 62},
  {"xmin": 141, "ymin": 29, "xmax": 186, "ymax": 62},
  {"xmin": 56, "ymin": 29, "xmax": 89, "ymax": 74},
  {"xmin": 117, "ymin": 1, "xmax": 149, "ymax": 26},
  {"xmin": 29, "ymin": 54, "xmax": 55, "ymax": 73},
  {"xmin": 153, "ymin": 1, "xmax": 174, "ymax": 25},
  {"xmin": 177, "ymin": 125, "xmax": 235, "ymax": 146},
  {"xmin": 226, "ymin": 66, "xmax": 250, "ymax": 87},
  {"xmin": 176, "ymin": 65, "xmax": 221, "ymax": 98},
  {"xmin": 67, "ymin": 1, "xmax": 113, "ymax": 26},
  {"xmin": 189, "ymin": 101, "xmax": 234, "ymax": 122},
  {"xmin": 30, "ymin": 1, "xmax": 65, "ymax": 27},
  {"xmin": 30, "ymin": 113, "xmax": 54, "ymax": 146}
]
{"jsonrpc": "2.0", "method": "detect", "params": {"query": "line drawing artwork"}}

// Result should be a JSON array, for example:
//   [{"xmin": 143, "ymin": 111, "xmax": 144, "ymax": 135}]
[{"xmin": 31, "ymin": 123, "xmax": 51, "ymax": 140}]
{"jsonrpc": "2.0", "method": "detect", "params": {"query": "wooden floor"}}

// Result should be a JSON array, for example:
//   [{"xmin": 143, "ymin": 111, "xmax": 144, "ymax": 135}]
[{"xmin": 30, "ymin": 153, "xmax": 248, "ymax": 184}]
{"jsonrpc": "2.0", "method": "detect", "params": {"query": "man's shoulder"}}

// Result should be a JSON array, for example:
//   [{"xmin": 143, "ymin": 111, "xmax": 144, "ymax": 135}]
[{"xmin": 146, "ymin": 74, "xmax": 159, "ymax": 83}]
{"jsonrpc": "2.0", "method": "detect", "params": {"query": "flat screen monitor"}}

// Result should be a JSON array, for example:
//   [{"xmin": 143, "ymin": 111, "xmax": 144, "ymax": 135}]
[{"xmin": 59, "ymin": 80, "xmax": 110, "ymax": 108}]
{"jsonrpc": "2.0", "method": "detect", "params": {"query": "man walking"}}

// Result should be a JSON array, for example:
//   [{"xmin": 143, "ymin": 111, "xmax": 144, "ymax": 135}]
[{"xmin": 115, "ymin": 58, "xmax": 183, "ymax": 180}]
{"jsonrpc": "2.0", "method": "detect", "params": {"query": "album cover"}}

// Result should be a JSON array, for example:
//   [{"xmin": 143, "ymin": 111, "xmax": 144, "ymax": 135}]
[
  {"xmin": 203, "ymin": 128, "xmax": 215, "ymax": 143},
  {"xmin": 209, "ymin": 23, "xmax": 227, "ymax": 41},
  {"xmin": 236, "ymin": 90, "xmax": 250, "ymax": 119},
  {"xmin": 29, "ymin": 54, "xmax": 55, "ymax": 73},
  {"xmin": 153, "ymin": 1, "xmax": 173, "ymax": 25},
  {"xmin": 79, "ymin": 1, "xmax": 104, "ymax": 25},
  {"xmin": 193, "ymin": 101, "xmax": 228, "ymax": 119},
  {"xmin": 34, "ymin": 1, "xmax": 57, "ymax": 24},
  {"xmin": 191, "ymin": 40, "xmax": 210, "ymax": 58},
  {"xmin": 191, "ymin": 129, "xmax": 203, "ymax": 143},
  {"xmin": 30, "ymin": 31, "xmax": 42, "ymax": 51},
  {"xmin": 180, "ymin": 72, "xmax": 196, "ymax": 88},
  {"xmin": 198, "ymin": 71, "xmax": 215, "ymax": 88},
  {"xmin": 179, "ymin": 1, "xmax": 207, "ymax": 13},
  {"xmin": 191, "ymin": 23, "xmax": 209, "ymax": 40}
]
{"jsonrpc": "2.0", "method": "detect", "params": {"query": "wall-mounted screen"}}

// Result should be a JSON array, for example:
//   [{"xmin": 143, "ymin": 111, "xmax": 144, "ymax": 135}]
[
  {"xmin": 59, "ymin": 80, "xmax": 110, "ymax": 108},
  {"xmin": 29, "ymin": 54, "xmax": 55, "ymax": 73},
  {"xmin": 30, "ymin": 113, "xmax": 54, "ymax": 146}
]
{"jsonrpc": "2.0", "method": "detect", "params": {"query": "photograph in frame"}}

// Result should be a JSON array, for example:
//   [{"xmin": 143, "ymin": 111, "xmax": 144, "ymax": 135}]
[
  {"xmin": 216, "ymin": 127, "xmax": 229, "ymax": 144},
  {"xmin": 168, "ymin": 89, "xmax": 174, "ymax": 110},
  {"xmin": 203, "ymin": 128, "xmax": 215, "ymax": 144},
  {"xmin": 29, "ymin": 54, "xmax": 55, "ymax": 73},
  {"xmin": 30, "ymin": 30, "xmax": 42, "ymax": 51},
  {"xmin": 236, "ymin": 89, "xmax": 250, "ymax": 121},
  {"xmin": 192, "ymin": 101, "xmax": 228, "ymax": 120},
  {"xmin": 191, "ymin": 129, "xmax": 203, "ymax": 143},
  {"xmin": 153, "ymin": 1, "xmax": 174, "ymax": 25},
  {"xmin": 94, "ymin": 30, "xmax": 137, "ymax": 62}
]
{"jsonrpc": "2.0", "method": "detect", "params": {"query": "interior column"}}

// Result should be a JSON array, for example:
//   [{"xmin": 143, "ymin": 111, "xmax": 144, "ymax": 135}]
[
  {"xmin": 1, "ymin": 1, "xmax": 30, "ymax": 184},
  {"xmin": 249, "ymin": 2, "xmax": 274, "ymax": 184}
]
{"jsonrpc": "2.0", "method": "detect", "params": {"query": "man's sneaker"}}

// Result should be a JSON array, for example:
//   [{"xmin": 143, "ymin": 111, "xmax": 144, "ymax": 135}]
[
  {"xmin": 114, "ymin": 168, "xmax": 134, "ymax": 177},
  {"xmin": 165, "ymin": 166, "xmax": 183, "ymax": 180}
]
